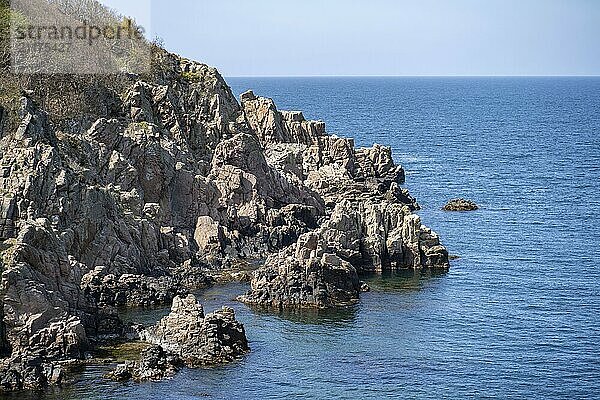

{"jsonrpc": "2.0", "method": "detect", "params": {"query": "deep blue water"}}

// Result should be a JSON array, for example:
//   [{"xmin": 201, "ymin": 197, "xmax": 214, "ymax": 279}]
[{"xmin": 19, "ymin": 77, "xmax": 600, "ymax": 399}]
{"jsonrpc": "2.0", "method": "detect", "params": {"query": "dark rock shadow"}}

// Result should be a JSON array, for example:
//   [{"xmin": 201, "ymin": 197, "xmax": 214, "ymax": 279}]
[{"xmin": 361, "ymin": 269, "xmax": 449, "ymax": 293}]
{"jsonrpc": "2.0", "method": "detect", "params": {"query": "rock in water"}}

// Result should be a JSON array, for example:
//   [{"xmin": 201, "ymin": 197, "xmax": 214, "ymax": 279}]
[
  {"xmin": 238, "ymin": 235, "xmax": 362, "ymax": 309},
  {"xmin": 443, "ymin": 198, "xmax": 479, "ymax": 211},
  {"xmin": 236, "ymin": 89, "xmax": 450, "ymax": 309},
  {"xmin": 238, "ymin": 199, "xmax": 449, "ymax": 309},
  {"xmin": 139, "ymin": 295, "xmax": 249, "ymax": 366},
  {"xmin": 105, "ymin": 345, "xmax": 182, "ymax": 382}
]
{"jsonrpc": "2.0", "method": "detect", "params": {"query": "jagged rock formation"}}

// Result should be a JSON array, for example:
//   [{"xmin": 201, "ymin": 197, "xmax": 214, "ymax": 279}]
[
  {"xmin": 0, "ymin": 45, "xmax": 449, "ymax": 390},
  {"xmin": 139, "ymin": 294, "xmax": 249, "ymax": 366},
  {"xmin": 106, "ymin": 295, "xmax": 248, "ymax": 383},
  {"xmin": 238, "ymin": 233, "xmax": 362, "ymax": 309},
  {"xmin": 0, "ymin": 52, "xmax": 253, "ymax": 390},
  {"xmin": 81, "ymin": 261, "xmax": 213, "ymax": 309},
  {"xmin": 237, "ymin": 91, "xmax": 448, "ymax": 309},
  {"xmin": 240, "ymin": 91, "xmax": 413, "ymax": 209},
  {"xmin": 443, "ymin": 198, "xmax": 479, "ymax": 211},
  {"xmin": 0, "ymin": 52, "xmax": 251, "ymax": 390},
  {"xmin": 238, "ymin": 199, "xmax": 448, "ymax": 308}
]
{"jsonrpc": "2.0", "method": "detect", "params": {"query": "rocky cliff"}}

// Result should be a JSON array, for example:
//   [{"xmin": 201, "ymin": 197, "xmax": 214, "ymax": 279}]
[{"xmin": 0, "ymin": 46, "xmax": 448, "ymax": 390}]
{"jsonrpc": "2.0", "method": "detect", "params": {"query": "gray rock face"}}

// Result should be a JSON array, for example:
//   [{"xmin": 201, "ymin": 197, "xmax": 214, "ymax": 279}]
[
  {"xmin": 81, "ymin": 261, "xmax": 213, "ymax": 309},
  {"xmin": 238, "ymin": 233, "xmax": 361, "ymax": 309},
  {"xmin": 238, "ymin": 199, "xmax": 449, "ymax": 308},
  {"xmin": 139, "ymin": 295, "xmax": 249, "ymax": 366},
  {"xmin": 238, "ymin": 91, "xmax": 448, "ymax": 309},
  {"xmin": 443, "ymin": 198, "xmax": 479, "ymax": 211},
  {"xmin": 0, "ymin": 196, "xmax": 16, "ymax": 240},
  {"xmin": 0, "ymin": 52, "xmax": 254, "ymax": 390},
  {"xmin": 241, "ymin": 90, "xmax": 325, "ymax": 146},
  {"xmin": 0, "ymin": 219, "xmax": 90, "ymax": 391},
  {"xmin": 0, "ymin": 354, "xmax": 71, "ymax": 391}
]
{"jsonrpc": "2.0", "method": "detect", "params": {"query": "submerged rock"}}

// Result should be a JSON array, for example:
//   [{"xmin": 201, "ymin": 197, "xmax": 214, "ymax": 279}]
[
  {"xmin": 443, "ymin": 198, "xmax": 479, "ymax": 211},
  {"xmin": 105, "ymin": 345, "xmax": 182, "ymax": 382}
]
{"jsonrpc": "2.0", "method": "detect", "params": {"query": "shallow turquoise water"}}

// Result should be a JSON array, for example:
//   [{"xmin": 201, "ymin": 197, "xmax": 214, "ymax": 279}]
[{"xmin": 11, "ymin": 77, "xmax": 600, "ymax": 399}]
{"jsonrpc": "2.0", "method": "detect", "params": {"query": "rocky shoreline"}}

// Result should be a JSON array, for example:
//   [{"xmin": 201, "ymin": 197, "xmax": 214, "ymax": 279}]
[{"xmin": 0, "ymin": 45, "xmax": 449, "ymax": 391}]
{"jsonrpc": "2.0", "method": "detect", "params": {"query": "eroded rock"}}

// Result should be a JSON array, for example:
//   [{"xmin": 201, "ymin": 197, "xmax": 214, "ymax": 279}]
[
  {"xmin": 234, "ymin": 90, "xmax": 450, "ymax": 308},
  {"xmin": 239, "ymin": 199, "xmax": 449, "ymax": 308},
  {"xmin": 238, "ymin": 233, "xmax": 361, "ymax": 309},
  {"xmin": 139, "ymin": 295, "xmax": 249, "ymax": 366}
]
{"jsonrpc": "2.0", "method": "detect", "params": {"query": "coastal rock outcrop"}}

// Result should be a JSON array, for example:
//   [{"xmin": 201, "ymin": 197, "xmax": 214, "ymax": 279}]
[
  {"xmin": 139, "ymin": 294, "xmax": 249, "ymax": 366},
  {"xmin": 81, "ymin": 262, "xmax": 213, "ymax": 309},
  {"xmin": 443, "ymin": 198, "xmax": 479, "ymax": 211},
  {"xmin": 238, "ymin": 233, "xmax": 361, "ymax": 309},
  {"xmin": 238, "ymin": 91, "xmax": 448, "ymax": 309},
  {"xmin": 239, "ymin": 199, "xmax": 449, "ymax": 308},
  {"xmin": 0, "ymin": 4, "xmax": 450, "ymax": 388},
  {"xmin": 0, "ymin": 52, "xmax": 249, "ymax": 389},
  {"xmin": 107, "ymin": 294, "xmax": 248, "ymax": 383},
  {"xmin": 0, "ymin": 354, "xmax": 73, "ymax": 391}
]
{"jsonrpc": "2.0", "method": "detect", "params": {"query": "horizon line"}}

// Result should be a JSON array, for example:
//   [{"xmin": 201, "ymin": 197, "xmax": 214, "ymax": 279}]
[{"xmin": 225, "ymin": 74, "xmax": 600, "ymax": 78}]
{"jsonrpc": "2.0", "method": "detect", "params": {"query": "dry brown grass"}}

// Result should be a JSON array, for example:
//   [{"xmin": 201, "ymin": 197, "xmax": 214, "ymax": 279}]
[{"xmin": 0, "ymin": 0, "xmax": 178, "ymax": 134}]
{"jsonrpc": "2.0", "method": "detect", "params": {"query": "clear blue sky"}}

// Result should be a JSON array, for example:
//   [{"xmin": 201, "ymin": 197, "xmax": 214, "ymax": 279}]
[{"xmin": 99, "ymin": 0, "xmax": 600, "ymax": 77}]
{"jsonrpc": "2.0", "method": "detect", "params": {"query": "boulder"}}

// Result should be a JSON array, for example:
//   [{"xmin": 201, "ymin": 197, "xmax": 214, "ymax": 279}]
[{"xmin": 443, "ymin": 198, "xmax": 479, "ymax": 211}]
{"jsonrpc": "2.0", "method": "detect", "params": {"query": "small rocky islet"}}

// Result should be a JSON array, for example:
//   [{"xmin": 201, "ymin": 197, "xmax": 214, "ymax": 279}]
[
  {"xmin": 0, "ymin": 46, "xmax": 450, "ymax": 390},
  {"xmin": 105, "ymin": 294, "xmax": 249, "ymax": 382},
  {"xmin": 443, "ymin": 198, "xmax": 479, "ymax": 212}
]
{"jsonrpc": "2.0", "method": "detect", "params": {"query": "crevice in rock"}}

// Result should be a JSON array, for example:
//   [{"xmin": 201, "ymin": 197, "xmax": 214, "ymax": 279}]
[
  {"xmin": 0, "ymin": 105, "xmax": 5, "ymax": 139},
  {"xmin": 0, "ymin": 317, "xmax": 9, "ymax": 358}
]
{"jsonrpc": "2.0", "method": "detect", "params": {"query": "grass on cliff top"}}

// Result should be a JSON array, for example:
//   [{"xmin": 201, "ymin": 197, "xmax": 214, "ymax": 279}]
[
  {"xmin": 0, "ymin": 0, "xmax": 25, "ymax": 111},
  {"xmin": 0, "ymin": 0, "xmax": 181, "ymax": 134}
]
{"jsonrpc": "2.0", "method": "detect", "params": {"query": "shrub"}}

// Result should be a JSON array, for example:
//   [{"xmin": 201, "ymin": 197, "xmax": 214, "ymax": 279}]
[{"xmin": 181, "ymin": 71, "xmax": 202, "ymax": 83}]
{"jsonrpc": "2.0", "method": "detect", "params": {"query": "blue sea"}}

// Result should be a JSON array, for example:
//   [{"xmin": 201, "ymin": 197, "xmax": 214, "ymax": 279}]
[{"xmin": 17, "ymin": 77, "xmax": 600, "ymax": 399}]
